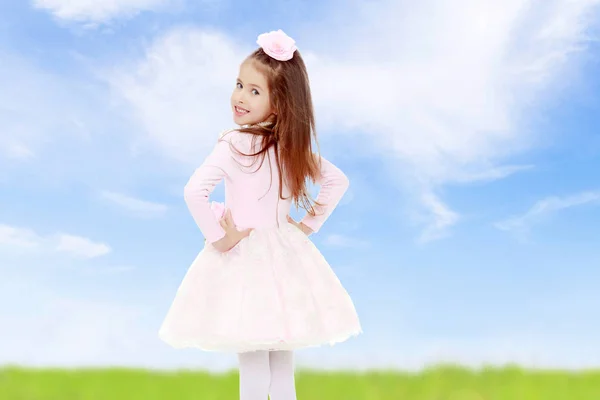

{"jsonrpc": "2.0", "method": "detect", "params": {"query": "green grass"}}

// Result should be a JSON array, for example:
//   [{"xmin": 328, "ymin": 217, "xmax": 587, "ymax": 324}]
[{"xmin": 2, "ymin": 364, "xmax": 600, "ymax": 400}]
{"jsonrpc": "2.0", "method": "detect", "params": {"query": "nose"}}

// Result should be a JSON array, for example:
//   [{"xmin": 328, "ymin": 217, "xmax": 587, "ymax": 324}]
[{"xmin": 235, "ymin": 89, "xmax": 249, "ymax": 104}]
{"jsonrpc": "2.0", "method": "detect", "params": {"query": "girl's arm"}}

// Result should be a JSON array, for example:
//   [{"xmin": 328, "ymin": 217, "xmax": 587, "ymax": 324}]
[
  {"xmin": 183, "ymin": 137, "xmax": 234, "ymax": 244},
  {"xmin": 300, "ymin": 156, "xmax": 350, "ymax": 233}
]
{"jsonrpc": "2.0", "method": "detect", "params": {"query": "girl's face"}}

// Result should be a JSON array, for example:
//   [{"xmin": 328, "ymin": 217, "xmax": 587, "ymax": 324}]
[{"xmin": 231, "ymin": 60, "xmax": 275, "ymax": 126}]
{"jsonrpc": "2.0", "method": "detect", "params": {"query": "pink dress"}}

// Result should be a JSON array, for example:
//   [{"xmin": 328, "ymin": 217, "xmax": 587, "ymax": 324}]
[{"xmin": 158, "ymin": 129, "xmax": 362, "ymax": 352}]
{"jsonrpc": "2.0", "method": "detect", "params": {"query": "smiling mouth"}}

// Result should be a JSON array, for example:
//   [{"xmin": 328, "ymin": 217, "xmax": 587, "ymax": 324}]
[{"xmin": 235, "ymin": 106, "xmax": 249, "ymax": 114}]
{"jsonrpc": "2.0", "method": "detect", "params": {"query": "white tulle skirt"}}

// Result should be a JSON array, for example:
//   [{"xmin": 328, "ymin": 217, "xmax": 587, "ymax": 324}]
[{"xmin": 158, "ymin": 222, "xmax": 362, "ymax": 353}]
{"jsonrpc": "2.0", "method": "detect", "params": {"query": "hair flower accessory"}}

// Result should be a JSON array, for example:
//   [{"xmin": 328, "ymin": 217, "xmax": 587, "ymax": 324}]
[{"xmin": 256, "ymin": 29, "xmax": 297, "ymax": 61}]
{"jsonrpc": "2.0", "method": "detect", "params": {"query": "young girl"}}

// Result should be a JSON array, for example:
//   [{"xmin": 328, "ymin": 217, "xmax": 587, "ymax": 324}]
[{"xmin": 158, "ymin": 29, "xmax": 362, "ymax": 400}]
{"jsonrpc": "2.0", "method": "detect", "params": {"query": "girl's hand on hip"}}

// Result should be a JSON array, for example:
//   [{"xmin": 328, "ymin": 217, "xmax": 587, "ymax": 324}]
[
  {"xmin": 286, "ymin": 215, "xmax": 313, "ymax": 236},
  {"xmin": 212, "ymin": 209, "xmax": 253, "ymax": 252}
]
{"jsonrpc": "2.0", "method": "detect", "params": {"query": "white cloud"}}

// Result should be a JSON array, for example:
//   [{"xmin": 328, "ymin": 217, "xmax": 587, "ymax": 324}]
[
  {"xmin": 55, "ymin": 234, "xmax": 112, "ymax": 258},
  {"xmin": 0, "ymin": 224, "xmax": 111, "ymax": 259},
  {"xmin": 103, "ymin": 1, "xmax": 599, "ymax": 241},
  {"xmin": 495, "ymin": 190, "xmax": 600, "ymax": 236},
  {"xmin": 0, "ymin": 225, "xmax": 41, "ymax": 248},
  {"xmin": 101, "ymin": 191, "xmax": 169, "ymax": 217},
  {"xmin": 305, "ymin": 0, "xmax": 599, "ymax": 238},
  {"xmin": 0, "ymin": 52, "xmax": 101, "ymax": 165},
  {"xmin": 0, "ymin": 50, "xmax": 155, "ymax": 189},
  {"xmin": 106, "ymin": 29, "xmax": 243, "ymax": 164},
  {"xmin": 81, "ymin": 265, "xmax": 137, "ymax": 275},
  {"xmin": 418, "ymin": 193, "xmax": 460, "ymax": 243},
  {"xmin": 0, "ymin": 54, "xmax": 56, "ymax": 163},
  {"xmin": 323, "ymin": 234, "xmax": 369, "ymax": 248},
  {"xmin": 4, "ymin": 142, "xmax": 36, "ymax": 160},
  {"xmin": 32, "ymin": 0, "xmax": 179, "ymax": 25},
  {"xmin": 448, "ymin": 164, "xmax": 535, "ymax": 185}
]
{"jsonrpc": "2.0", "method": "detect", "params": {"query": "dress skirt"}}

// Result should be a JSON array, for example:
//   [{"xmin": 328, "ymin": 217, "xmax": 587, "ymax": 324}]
[{"xmin": 158, "ymin": 222, "xmax": 362, "ymax": 352}]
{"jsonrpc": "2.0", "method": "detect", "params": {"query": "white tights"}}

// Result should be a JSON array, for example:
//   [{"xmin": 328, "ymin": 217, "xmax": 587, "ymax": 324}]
[{"xmin": 238, "ymin": 350, "xmax": 296, "ymax": 400}]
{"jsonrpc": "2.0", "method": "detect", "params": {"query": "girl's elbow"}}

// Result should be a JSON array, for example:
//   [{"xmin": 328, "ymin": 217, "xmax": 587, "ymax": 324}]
[{"xmin": 183, "ymin": 182, "xmax": 205, "ymax": 204}]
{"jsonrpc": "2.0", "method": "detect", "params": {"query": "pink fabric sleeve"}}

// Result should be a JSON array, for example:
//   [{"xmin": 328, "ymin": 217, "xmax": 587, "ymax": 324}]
[
  {"xmin": 183, "ymin": 138, "xmax": 234, "ymax": 243},
  {"xmin": 300, "ymin": 156, "xmax": 350, "ymax": 233}
]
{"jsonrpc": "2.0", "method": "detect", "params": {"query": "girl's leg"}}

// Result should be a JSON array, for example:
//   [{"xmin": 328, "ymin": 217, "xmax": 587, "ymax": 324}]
[
  {"xmin": 268, "ymin": 350, "xmax": 297, "ymax": 400},
  {"xmin": 238, "ymin": 350, "xmax": 271, "ymax": 400}
]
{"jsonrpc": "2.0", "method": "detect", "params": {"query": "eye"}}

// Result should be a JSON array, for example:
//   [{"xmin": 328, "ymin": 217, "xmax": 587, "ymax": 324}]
[
  {"xmin": 236, "ymin": 82, "xmax": 243, "ymax": 89},
  {"xmin": 252, "ymin": 89, "xmax": 260, "ymax": 95}
]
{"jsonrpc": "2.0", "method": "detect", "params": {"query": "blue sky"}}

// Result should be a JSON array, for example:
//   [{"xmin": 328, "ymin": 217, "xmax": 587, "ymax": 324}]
[{"xmin": 1, "ymin": 0, "xmax": 600, "ymax": 372}]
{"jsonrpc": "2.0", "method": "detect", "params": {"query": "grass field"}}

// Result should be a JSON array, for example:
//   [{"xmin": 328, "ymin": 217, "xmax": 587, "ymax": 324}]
[{"xmin": 2, "ymin": 365, "xmax": 600, "ymax": 400}]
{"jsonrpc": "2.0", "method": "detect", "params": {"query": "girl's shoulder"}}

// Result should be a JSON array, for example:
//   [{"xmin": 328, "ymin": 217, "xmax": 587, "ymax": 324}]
[
  {"xmin": 218, "ymin": 128, "xmax": 238, "ymax": 140},
  {"xmin": 217, "ymin": 128, "xmax": 245, "ymax": 142},
  {"xmin": 217, "ymin": 128, "xmax": 257, "ymax": 152},
  {"xmin": 218, "ymin": 128, "xmax": 265, "ymax": 142}
]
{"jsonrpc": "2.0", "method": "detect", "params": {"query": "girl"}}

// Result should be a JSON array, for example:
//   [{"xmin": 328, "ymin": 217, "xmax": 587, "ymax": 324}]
[{"xmin": 158, "ymin": 29, "xmax": 362, "ymax": 400}]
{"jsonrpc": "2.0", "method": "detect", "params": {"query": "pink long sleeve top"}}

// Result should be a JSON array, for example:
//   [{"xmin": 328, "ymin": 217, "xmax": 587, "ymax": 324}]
[{"xmin": 183, "ymin": 130, "xmax": 350, "ymax": 243}]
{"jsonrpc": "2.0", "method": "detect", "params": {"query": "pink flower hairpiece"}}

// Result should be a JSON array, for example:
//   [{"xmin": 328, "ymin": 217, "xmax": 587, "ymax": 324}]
[{"xmin": 256, "ymin": 29, "xmax": 297, "ymax": 61}]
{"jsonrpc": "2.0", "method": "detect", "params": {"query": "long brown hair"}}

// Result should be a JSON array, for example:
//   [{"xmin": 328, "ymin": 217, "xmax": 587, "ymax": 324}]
[{"xmin": 230, "ymin": 47, "xmax": 322, "ymax": 216}]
